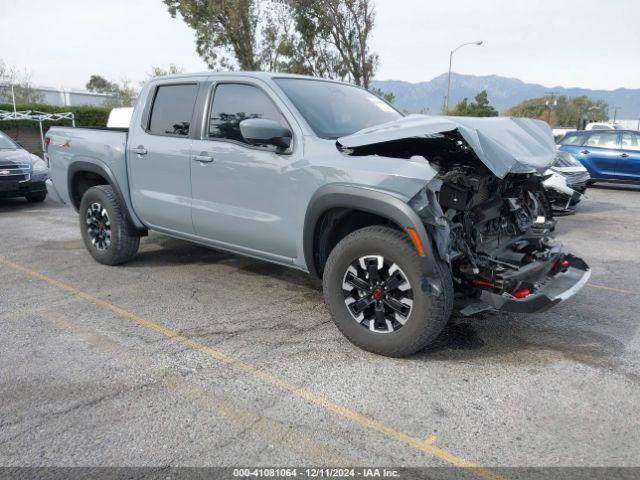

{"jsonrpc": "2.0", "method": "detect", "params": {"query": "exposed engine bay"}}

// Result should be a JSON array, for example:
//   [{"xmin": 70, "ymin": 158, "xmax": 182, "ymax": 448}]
[
  {"xmin": 409, "ymin": 161, "xmax": 563, "ymax": 303},
  {"xmin": 338, "ymin": 120, "xmax": 590, "ymax": 313}
]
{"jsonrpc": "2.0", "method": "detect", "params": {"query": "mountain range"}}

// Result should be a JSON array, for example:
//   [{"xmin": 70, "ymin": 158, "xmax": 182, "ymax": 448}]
[{"xmin": 370, "ymin": 73, "xmax": 640, "ymax": 119}]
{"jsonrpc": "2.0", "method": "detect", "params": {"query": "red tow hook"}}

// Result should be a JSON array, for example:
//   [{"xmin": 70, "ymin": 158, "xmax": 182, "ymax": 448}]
[
  {"xmin": 512, "ymin": 288, "xmax": 531, "ymax": 299},
  {"xmin": 554, "ymin": 258, "xmax": 570, "ymax": 273}
]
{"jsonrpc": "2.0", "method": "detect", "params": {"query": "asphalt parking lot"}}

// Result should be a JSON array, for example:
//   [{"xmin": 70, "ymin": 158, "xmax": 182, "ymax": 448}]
[{"xmin": 1, "ymin": 185, "xmax": 639, "ymax": 478}]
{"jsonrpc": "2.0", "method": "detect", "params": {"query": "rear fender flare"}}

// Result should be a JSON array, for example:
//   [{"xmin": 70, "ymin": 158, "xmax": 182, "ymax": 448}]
[{"xmin": 68, "ymin": 161, "xmax": 144, "ymax": 230}]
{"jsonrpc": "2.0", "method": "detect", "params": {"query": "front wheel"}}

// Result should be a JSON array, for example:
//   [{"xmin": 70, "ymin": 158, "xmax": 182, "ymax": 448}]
[
  {"xmin": 79, "ymin": 185, "xmax": 140, "ymax": 265},
  {"xmin": 322, "ymin": 226, "xmax": 453, "ymax": 357}
]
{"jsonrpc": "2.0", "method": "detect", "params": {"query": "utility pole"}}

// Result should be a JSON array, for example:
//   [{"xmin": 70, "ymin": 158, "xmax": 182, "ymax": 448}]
[
  {"xmin": 545, "ymin": 92, "xmax": 558, "ymax": 125},
  {"xmin": 611, "ymin": 106, "xmax": 620, "ymax": 123},
  {"xmin": 11, "ymin": 84, "xmax": 16, "ymax": 114}
]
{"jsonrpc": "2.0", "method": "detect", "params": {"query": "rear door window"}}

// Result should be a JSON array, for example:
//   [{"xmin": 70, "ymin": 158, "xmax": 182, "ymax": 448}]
[
  {"xmin": 148, "ymin": 84, "xmax": 199, "ymax": 137},
  {"xmin": 584, "ymin": 132, "xmax": 619, "ymax": 149},
  {"xmin": 621, "ymin": 132, "xmax": 640, "ymax": 151},
  {"xmin": 208, "ymin": 83, "xmax": 285, "ymax": 144}
]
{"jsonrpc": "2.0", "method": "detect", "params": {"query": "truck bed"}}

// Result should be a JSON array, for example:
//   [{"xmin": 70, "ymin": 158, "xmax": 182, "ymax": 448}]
[{"xmin": 46, "ymin": 126, "xmax": 130, "ymax": 209}]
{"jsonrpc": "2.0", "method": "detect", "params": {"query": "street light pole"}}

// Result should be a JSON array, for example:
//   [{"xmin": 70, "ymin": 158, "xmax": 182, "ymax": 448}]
[
  {"xmin": 445, "ymin": 40, "xmax": 483, "ymax": 114},
  {"xmin": 612, "ymin": 106, "xmax": 620, "ymax": 124}
]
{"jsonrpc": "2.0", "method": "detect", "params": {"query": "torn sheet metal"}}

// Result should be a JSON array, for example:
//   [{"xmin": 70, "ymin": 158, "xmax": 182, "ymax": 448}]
[{"xmin": 337, "ymin": 114, "xmax": 557, "ymax": 179}]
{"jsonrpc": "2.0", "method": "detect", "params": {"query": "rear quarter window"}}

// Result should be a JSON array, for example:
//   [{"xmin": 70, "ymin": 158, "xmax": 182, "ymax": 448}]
[{"xmin": 148, "ymin": 84, "xmax": 199, "ymax": 137}]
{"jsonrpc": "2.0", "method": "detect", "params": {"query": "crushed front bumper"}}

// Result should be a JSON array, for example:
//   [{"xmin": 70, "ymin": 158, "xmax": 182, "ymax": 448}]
[{"xmin": 478, "ymin": 254, "xmax": 591, "ymax": 313}]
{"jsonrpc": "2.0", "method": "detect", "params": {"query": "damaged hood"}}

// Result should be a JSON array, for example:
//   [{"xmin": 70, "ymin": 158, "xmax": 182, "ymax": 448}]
[{"xmin": 337, "ymin": 114, "xmax": 557, "ymax": 179}]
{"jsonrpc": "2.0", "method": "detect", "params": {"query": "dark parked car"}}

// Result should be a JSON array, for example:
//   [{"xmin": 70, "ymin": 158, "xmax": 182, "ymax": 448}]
[
  {"xmin": 0, "ymin": 131, "xmax": 49, "ymax": 202},
  {"xmin": 558, "ymin": 130, "xmax": 640, "ymax": 184}
]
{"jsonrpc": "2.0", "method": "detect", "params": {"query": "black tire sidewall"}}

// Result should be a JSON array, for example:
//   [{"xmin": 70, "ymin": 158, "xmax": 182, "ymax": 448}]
[
  {"xmin": 323, "ymin": 227, "xmax": 451, "ymax": 357},
  {"xmin": 79, "ymin": 186, "xmax": 129, "ymax": 265}
]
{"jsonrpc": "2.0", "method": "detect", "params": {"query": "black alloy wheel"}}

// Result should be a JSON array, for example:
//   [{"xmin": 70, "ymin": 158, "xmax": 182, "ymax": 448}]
[{"xmin": 342, "ymin": 254, "xmax": 414, "ymax": 333}]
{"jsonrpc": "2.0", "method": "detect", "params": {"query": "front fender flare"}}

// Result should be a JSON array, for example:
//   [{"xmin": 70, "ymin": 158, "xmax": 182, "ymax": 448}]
[{"xmin": 303, "ymin": 184, "xmax": 439, "ymax": 286}]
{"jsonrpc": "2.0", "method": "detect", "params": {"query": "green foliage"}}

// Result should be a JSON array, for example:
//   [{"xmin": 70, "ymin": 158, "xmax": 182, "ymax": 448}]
[
  {"xmin": 163, "ymin": 0, "xmax": 378, "ymax": 87},
  {"xmin": 289, "ymin": 0, "xmax": 378, "ymax": 87},
  {"xmin": 449, "ymin": 90, "xmax": 498, "ymax": 117},
  {"xmin": 86, "ymin": 75, "xmax": 117, "ymax": 93},
  {"xmin": 0, "ymin": 103, "xmax": 110, "ymax": 129},
  {"xmin": 163, "ymin": 0, "xmax": 262, "ymax": 70},
  {"xmin": 507, "ymin": 95, "xmax": 608, "ymax": 127},
  {"xmin": 369, "ymin": 87, "xmax": 395, "ymax": 104},
  {"xmin": 84, "ymin": 73, "xmax": 137, "ymax": 108}
]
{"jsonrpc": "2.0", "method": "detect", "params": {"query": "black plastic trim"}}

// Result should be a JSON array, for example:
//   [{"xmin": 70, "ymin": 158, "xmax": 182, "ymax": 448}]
[
  {"xmin": 303, "ymin": 184, "xmax": 438, "ymax": 279},
  {"xmin": 67, "ymin": 161, "xmax": 144, "ymax": 232},
  {"xmin": 480, "ymin": 254, "xmax": 591, "ymax": 313}
]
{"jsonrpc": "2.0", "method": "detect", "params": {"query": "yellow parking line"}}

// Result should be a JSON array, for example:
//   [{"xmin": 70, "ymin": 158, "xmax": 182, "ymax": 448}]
[
  {"xmin": 0, "ymin": 255, "xmax": 505, "ymax": 480},
  {"xmin": 44, "ymin": 310, "xmax": 358, "ymax": 466},
  {"xmin": 587, "ymin": 283, "xmax": 634, "ymax": 295}
]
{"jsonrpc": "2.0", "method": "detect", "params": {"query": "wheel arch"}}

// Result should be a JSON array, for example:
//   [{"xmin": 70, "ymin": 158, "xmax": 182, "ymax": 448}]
[
  {"xmin": 68, "ymin": 161, "xmax": 145, "ymax": 232},
  {"xmin": 303, "ymin": 184, "xmax": 438, "ymax": 280}
]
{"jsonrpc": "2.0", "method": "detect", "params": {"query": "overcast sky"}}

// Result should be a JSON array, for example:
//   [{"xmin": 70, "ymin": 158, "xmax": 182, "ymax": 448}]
[{"xmin": 1, "ymin": 0, "xmax": 639, "ymax": 91}]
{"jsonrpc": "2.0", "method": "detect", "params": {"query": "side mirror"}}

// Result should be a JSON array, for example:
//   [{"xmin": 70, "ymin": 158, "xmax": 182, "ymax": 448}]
[{"xmin": 239, "ymin": 118, "xmax": 292, "ymax": 150}]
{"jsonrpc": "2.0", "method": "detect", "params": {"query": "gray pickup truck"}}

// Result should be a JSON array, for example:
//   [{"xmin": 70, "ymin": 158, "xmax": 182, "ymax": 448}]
[{"xmin": 46, "ymin": 72, "xmax": 591, "ymax": 357}]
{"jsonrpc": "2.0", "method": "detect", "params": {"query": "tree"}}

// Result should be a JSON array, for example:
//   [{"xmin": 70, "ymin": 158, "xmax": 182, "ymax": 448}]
[
  {"xmin": 507, "ymin": 95, "xmax": 608, "ymax": 127},
  {"xmin": 106, "ymin": 80, "xmax": 137, "ymax": 108},
  {"xmin": 0, "ymin": 59, "xmax": 43, "ymax": 104},
  {"xmin": 369, "ymin": 87, "xmax": 395, "ymax": 104},
  {"xmin": 289, "ymin": 0, "xmax": 377, "ymax": 87},
  {"xmin": 148, "ymin": 64, "xmax": 184, "ymax": 78},
  {"xmin": 163, "ymin": 0, "xmax": 265, "ymax": 70},
  {"xmin": 86, "ymin": 75, "xmax": 117, "ymax": 93},
  {"xmin": 162, "ymin": 0, "xmax": 378, "ymax": 87},
  {"xmin": 449, "ymin": 90, "xmax": 498, "ymax": 117},
  {"xmin": 85, "ymin": 74, "xmax": 137, "ymax": 107}
]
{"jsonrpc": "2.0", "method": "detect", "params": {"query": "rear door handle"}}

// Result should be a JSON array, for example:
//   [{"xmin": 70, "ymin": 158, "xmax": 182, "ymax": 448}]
[
  {"xmin": 621, "ymin": 153, "xmax": 630, "ymax": 158},
  {"xmin": 132, "ymin": 146, "xmax": 147, "ymax": 155},
  {"xmin": 579, "ymin": 149, "xmax": 590, "ymax": 155},
  {"xmin": 193, "ymin": 153, "xmax": 214, "ymax": 163}
]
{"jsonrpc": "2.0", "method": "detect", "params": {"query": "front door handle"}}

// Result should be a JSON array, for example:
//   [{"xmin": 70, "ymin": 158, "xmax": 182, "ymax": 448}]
[
  {"xmin": 132, "ymin": 146, "xmax": 147, "ymax": 156},
  {"xmin": 621, "ymin": 153, "xmax": 630, "ymax": 158},
  {"xmin": 193, "ymin": 153, "xmax": 214, "ymax": 163},
  {"xmin": 579, "ymin": 149, "xmax": 590, "ymax": 155}
]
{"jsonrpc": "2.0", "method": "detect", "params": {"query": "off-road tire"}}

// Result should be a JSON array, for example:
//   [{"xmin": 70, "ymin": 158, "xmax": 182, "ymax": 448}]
[
  {"xmin": 25, "ymin": 192, "xmax": 47, "ymax": 203},
  {"xmin": 79, "ymin": 185, "xmax": 140, "ymax": 265},
  {"xmin": 323, "ymin": 226, "xmax": 453, "ymax": 357}
]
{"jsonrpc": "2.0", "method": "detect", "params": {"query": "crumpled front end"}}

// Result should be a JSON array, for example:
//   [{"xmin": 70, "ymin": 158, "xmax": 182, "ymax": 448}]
[
  {"xmin": 337, "ymin": 115, "xmax": 591, "ymax": 314},
  {"xmin": 337, "ymin": 114, "xmax": 558, "ymax": 178}
]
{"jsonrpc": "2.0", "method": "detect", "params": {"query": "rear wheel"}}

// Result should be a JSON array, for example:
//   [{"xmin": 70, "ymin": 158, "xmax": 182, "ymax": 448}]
[
  {"xmin": 79, "ymin": 185, "xmax": 140, "ymax": 265},
  {"xmin": 323, "ymin": 226, "xmax": 453, "ymax": 357},
  {"xmin": 25, "ymin": 192, "xmax": 46, "ymax": 203}
]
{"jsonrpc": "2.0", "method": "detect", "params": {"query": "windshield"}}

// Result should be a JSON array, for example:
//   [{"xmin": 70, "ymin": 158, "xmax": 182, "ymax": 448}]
[
  {"xmin": 0, "ymin": 134, "xmax": 19, "ymax": 149},
  {"xmin": 274, "ymin": 78, "xmax": 402, "ymax": 139}
]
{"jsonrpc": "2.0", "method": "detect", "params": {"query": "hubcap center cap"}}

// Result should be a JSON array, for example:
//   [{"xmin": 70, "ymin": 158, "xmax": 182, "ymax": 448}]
[{"xmin": 372, "ymin": 288, "xmax": 384, "ymax": 300}]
